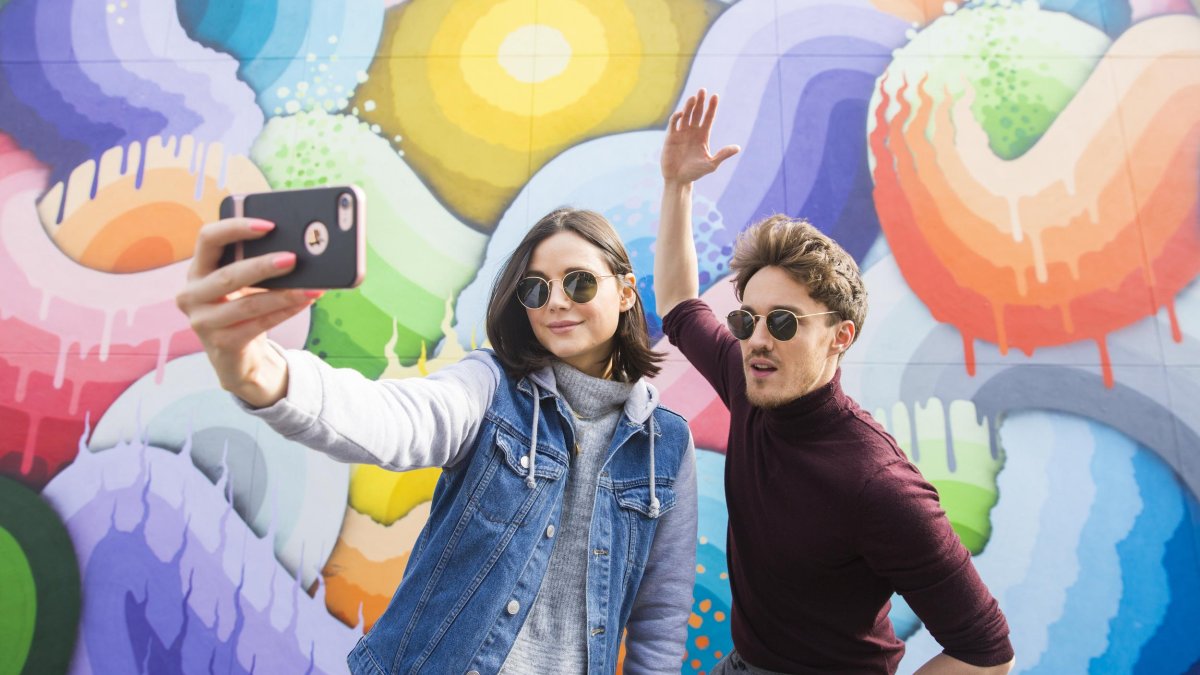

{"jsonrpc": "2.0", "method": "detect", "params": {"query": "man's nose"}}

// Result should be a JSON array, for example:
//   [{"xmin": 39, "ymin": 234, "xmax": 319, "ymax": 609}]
[{"xmin": 746, "ymin": 316, "xmax": 773, "ymax": 350}]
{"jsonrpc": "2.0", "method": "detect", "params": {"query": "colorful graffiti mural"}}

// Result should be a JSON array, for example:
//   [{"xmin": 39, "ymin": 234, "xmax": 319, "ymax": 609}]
[{"xmin": 0, "ymin": 0, "xmax": 1197, "ymax": 673}]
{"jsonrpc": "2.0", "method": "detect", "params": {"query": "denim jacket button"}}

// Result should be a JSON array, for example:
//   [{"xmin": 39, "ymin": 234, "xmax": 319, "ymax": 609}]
[
  {"xmin": 507, "ymin": 599, "xmax": 520, "ymax": 615},
  {"xmin": 520, "ymin": 454, "xmax": 529, "ymax": 468},
  {"xmin": 545, "ymin": 524, "xmax": 555, "ymax": 538}
]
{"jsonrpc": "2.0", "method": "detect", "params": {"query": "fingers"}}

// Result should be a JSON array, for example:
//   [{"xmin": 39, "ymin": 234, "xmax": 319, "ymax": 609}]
[
  {"xmin": 188, "ymin": 217, "xmax": 276, "ymax": 281},
  {"xmin": 213, "ymin": 295, "xmax": 320, "ymax": 351},
  {"xmin": 675, "ymin": 88, "xmax": 720, "ymax": 131},
  {"xmin": 178, "ymin": 250, "xmax": 300, "ymax": 312},
  {"xmin": 689, "ymin": 88, "xmax": 707, "ymax": 127},
  {"xmin": 189, "ymin": 288, "xmax": 319, "ymax": 339},
  {"xmin": 679, "ymin": 95, "xmax": 697, "ymax": 130},
  {"xmin": 712, "ymin": 144, "xmax": 741, "ymax": 165},
  {"xmin": 701, "ymin": 92, "xmax": 719, "ymax": 131}
]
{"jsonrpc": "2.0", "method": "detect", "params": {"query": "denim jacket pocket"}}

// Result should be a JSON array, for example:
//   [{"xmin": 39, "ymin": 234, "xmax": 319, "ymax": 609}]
[
  {"xmin": 613, "ymin": 481, "xmax": 678, "ymax": 518},
  {"xmin": 613, "ymin": 481, "xmax": 677, "ymax": 571},
  {"xmin": 472, "ymin": 426, "xmax": 566, "ymax": 525}
]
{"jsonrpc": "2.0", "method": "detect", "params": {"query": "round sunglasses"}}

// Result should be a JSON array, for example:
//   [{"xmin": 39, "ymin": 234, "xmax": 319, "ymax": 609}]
[
  {"xmin": 516, "ymin": 270, "xmax": 621, "ymax": 309},
  {"xmin": 726, "ymin": 308, "xmax": 839, "ymax": 341}
]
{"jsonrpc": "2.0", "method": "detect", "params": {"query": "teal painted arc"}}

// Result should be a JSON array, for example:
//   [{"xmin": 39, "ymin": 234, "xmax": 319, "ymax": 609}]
[{"xmin": 176, "ymin": 0, "xmax": 311, "ymax": 94}]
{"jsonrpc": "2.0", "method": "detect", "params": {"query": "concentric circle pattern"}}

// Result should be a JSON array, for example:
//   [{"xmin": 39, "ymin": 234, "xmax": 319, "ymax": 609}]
[{"xmin": 353, "ymin": 0, "xmax": 714, "ymax": 228}]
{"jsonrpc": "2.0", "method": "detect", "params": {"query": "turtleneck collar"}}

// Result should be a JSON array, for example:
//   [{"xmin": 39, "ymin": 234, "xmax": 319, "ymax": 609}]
[
  {"xmin": 762, "ymin": 368, "xmax": 847, "ymax": 439},
  {"xmin": 551, "ymin": 360, "xmax": 635, "ymax": 420}
]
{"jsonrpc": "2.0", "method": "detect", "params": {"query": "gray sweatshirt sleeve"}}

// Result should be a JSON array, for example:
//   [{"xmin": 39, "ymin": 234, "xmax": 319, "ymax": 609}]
[
  {"xmin": 622, "ymin": 433, "xmax": 699, "ymax": 674},
  {"xmin": 234, "ymin": 344, "xmax": 501, "ymax": 470}
]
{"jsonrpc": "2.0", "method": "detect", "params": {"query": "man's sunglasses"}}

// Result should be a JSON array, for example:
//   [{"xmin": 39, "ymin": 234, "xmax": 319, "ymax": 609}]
[
  {"xmin": 726, "ymin": 308, "xmax": 838, "ymax": 341},
  {"xmin": 516, "ymin": 270, "xmax": 621, "ymax": 309}
]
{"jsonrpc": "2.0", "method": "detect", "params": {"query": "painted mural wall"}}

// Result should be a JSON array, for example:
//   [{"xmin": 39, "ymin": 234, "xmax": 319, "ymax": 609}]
[{"xmin": 1, "ymin": 0, "xmax": 1198, "ymax": 673}]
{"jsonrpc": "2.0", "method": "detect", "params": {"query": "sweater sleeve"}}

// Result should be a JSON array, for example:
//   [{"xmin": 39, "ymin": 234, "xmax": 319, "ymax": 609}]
[
  {"xmin": 856, "ymin": 460, "xmax": 1014, "ymax": 667},
  {"xmin": 622, "ymin": 433, "xmax": 699, "ymax": 675},
  {"xmin": 233, "ymin": 344, "xmax": 501, "ymax": 471},
  {"xmin": 661, "ymin": 298, "xmax": 743, "ymax": 409}
]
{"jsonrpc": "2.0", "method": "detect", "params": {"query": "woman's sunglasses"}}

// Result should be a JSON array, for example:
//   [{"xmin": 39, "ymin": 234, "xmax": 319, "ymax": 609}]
[
  {"xmin": 516, "ymin": 270, "xmax": 621, "ymax": 309},
  {"xmin": 726, "ymin": 308, "xmax": 838, "ymax": 341}
]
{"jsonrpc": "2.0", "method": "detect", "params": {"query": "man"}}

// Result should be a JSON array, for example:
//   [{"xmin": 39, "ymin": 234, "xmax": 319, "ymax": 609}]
[{"xmin": 654, "ymin": 89, "xmax": 1015, "ymax": 674}]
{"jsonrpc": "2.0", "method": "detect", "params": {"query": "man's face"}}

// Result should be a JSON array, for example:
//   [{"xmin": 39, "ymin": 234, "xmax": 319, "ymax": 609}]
[{"xmin": 738, "ymin": 266, "xmax": 852, "ymax": 408}]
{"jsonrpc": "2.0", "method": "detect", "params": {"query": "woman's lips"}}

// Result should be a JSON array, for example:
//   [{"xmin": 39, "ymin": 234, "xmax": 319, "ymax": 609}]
[{"xmin": 548, "ymin": 321, "xmax": 581, "ymax": 334}]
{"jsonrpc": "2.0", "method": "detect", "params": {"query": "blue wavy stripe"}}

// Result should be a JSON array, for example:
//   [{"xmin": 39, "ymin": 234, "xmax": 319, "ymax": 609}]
[
  {"xmin": 1032, "ymin": 421, "xmax": 1139, "ymax": 672},
  {"xmin": 1039, "ymin": 0, "xmax": 1132, "ymax": 36},
  {"xmin": 1089, "ymin": 441, "xmax": 1183, "ymax": 672},
  {"xmin": 1131, "ymin": 488, "xmax": 1200, "ymax": 673}
]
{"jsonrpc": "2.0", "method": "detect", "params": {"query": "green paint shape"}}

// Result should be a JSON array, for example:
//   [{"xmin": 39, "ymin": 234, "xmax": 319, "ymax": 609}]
[
  {"xmin": 878, "ymin": 5, "xmax": 1110, "ymax": 160},
  {"xmin": 308, "ymin": 289, "xmax": 398, "ymax": 378},
  {"xmin": 250, "ymin": 111, "xmax": 487, "ymax": 371},
  {"xmin": 0, "ymin": 476, "xmax": 81, "ymax": 675},
  {"xmin": 928, "ymin": 481, "xmax": 999, "ymax": 554},
  {"xmin": 884, "ymin": 400, "xmax": 1005, "ymax": 555},
  {"xmin": 0, "ymin": 526, "xmax": 35, "ymax": 675}
]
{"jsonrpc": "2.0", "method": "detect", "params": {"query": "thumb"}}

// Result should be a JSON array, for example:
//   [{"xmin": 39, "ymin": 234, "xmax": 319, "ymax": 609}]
[{"xmin": 711, "ymin": 144, "xmax": 741, "ymax": 167}]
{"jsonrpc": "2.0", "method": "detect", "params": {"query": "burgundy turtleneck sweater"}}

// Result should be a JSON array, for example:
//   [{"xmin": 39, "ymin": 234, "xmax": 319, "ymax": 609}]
[{"xmin": 664, "ymin": 299, "xmax": 1012, "ymax": 674}]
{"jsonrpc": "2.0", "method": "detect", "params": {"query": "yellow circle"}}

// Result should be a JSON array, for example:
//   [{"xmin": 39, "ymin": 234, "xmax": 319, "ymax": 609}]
[{"xmin": 498, "ymin": 25, "xmax": 572, "ymax": 83}]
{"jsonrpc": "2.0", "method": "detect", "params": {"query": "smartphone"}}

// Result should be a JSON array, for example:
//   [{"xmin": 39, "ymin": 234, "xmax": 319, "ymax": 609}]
[{"xmin": 218, "ymin": 185, "xmax": 366, "ymax": 289}]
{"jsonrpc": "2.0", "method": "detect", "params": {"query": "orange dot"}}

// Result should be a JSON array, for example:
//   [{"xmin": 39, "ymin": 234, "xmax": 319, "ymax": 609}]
[
  {"xmin": 691, "ymin": 659, "xmax": 702, "ymax": 669},
  {"xmin": 720, "ymin": 572, "xmax": 728, "ymax": 579},
  {"xmin": 699, "ymin": 599, "xmax": 712, "ymax": 613},
  {"xmin": 696, "ymin": 636, "xmax": 710, "ymax": 649},
  {"xmin": 697, "ymin": 564, "xmax": 706, "ymax": 574},
  {"xmin": 714, "ymin": 611, "xmax": 726, "ymax": 622},
  {"xmin": 688, "ymin": 612, "xmax": 703, "ymax": 629},
  {"xmin": 714, "ymin": 651, "xmax": 724, "ymax": 659}
]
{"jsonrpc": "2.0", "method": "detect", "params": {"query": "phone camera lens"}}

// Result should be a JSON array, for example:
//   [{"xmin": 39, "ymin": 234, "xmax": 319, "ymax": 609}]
[{"xmin": 339, "ymin": 194, "xmax": 351, "ymax": 208}]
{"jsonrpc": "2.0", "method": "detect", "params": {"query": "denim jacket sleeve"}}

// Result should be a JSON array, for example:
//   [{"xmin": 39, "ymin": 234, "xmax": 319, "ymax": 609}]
[
  {"xmin": 622, "ymin": 433, "xmax": 699, "ymax": 674},
  {"xmin": 234, "ymin": 343, "xmax": 501, "ymax": 470}
]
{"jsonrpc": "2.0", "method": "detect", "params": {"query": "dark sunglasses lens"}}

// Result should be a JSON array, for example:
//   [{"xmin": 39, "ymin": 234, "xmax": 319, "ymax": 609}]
[
  {"xmin": 516, "ymin": 278, "xmax": 548, "ymax": 308},
  {"xmin": 726, "ymin": 311, "xmax": 755, "ymax": 339},
  {"xmin": 766, "ymin": 310, "xmax": 798, "ymax": 340},
  {"xmin": 563, "ymin": 271, "xmax": 598, "ymax": 303}
]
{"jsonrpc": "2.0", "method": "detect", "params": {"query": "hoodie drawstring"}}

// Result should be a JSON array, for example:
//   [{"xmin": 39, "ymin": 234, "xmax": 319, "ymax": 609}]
[
  {"xmin": 648, "ymin": 416, "xmax": 660, "ymax": 519},
  {"xmin": 527, "ymin": 379, "xmax": 660, "ymax": 518},
  {"xmin": 526, "ymin": 382, "xmax": 539, "ymax": 488}
]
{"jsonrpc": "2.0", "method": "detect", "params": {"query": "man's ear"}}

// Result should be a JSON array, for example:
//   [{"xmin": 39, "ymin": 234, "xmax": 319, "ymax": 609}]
[{"xmin": 832, "ymin": 319, "xmax": 855, "ymax": 354}]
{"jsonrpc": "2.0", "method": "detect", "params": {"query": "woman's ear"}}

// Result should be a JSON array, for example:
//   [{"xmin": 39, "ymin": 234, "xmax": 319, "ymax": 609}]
[{"xmin": 619, "ymin": 273, "xmax": 637, "ymax": 311}]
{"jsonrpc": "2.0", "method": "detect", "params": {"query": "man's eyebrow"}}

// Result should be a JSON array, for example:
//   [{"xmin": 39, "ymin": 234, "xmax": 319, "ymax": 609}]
[{"xmin": 739, "ymin": 303, "xmax": 805, "ymax": 314}]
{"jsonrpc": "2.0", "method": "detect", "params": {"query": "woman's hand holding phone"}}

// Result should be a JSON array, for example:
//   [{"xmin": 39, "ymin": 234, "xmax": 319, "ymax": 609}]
[{"xmin": 176, "ymin": 217, "xmax": 324, "ymax": 408}]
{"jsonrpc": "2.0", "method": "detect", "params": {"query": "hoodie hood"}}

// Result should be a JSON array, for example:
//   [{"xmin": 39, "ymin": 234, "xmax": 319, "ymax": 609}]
[{"xmin": 526, "ymin": 366, "xmax": 661, "ymax": 424}]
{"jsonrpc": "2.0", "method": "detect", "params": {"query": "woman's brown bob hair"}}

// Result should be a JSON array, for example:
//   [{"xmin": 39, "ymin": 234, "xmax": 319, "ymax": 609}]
[{"xmin": 485, "ymin": 208, "xmax": 663, "ymax": 381}]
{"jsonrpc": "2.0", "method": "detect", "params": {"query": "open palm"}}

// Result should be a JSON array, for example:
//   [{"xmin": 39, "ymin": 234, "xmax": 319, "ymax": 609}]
[{"xmin": 661, "ymin": 88, "xmax": 741, "ymax": 184}]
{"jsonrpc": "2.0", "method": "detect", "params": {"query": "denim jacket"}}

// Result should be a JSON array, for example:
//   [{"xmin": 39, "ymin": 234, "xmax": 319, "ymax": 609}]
[{"xmin": 242, "ymin": 347, "xmax": 698, "ymax": 675}]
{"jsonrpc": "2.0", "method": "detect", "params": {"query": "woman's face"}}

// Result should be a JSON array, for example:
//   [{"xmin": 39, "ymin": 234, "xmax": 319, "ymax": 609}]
[{"xmin": 523, "ymin": 231, "xmax": 635, "ymax": 378}]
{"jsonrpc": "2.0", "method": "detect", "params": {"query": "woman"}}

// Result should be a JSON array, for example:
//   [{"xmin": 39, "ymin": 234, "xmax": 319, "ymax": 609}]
[{"xmin": 176, "ymin": 207, "xmax": 697, "ymax": 674}]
